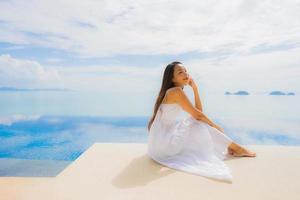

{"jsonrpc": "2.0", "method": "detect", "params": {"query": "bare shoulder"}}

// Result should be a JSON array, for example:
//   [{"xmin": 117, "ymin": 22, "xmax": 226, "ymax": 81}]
[
  {"xmin": 165, "ymin": 87, "xmax": 184, "ymax": 102},
  {"xmin": 168, "ymin": 87, "xmax": 201, "ymax": 120},
  {"xmin": 163, "ymin": 87, "xmax": 201, "ymax": 120},
  {"xmin": 167, "ymin": 87, "xmax": 184, "ymax": 96},
  {"xmin": 167, "ymin": 86, "xmax": 182, "ymax": 93}
]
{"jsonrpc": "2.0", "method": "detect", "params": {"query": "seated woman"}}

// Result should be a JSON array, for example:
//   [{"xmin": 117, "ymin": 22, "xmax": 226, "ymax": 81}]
[{"xmin": 147, "ymin": 61, "xmax": 256, "ymax": 182}]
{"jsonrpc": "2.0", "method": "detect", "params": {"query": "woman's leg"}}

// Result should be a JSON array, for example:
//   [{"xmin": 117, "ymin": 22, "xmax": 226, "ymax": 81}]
[
  {"xmin": 204, "ymin": 122, "xmax": 256, "ymax": 157},
  {"xmin": 205, "ymin": 123, "xmax": 234, "ymax": 160}
]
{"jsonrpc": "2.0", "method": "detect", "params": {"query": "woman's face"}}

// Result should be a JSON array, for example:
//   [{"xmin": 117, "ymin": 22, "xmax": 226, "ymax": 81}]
[{"xmin": 172, "ymin": 64, "xmax": 189, "ymax": 87}]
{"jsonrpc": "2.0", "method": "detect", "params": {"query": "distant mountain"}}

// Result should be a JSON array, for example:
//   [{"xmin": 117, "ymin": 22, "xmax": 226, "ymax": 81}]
[
  {"xmin": 0, "ymin": 87, "xmax": 73, "ymax": 92},
  {"xmin": 225, "ymin": 90, "xmax": 249, "ymax": 95},
  {"xmin": 287, "ymin": 92, "xmax": 295, "ymax": 95},
  {"xmin": 234, "ymin": 91, "xmax": 249, "ymax": 95},
  {"xmin": 269, "ymin": 91, "xmax": 296, "ymax": 95},
  {"xmin": 224, "ymin": 90, "xmax": 296, "ymax": 96},
  {"xmin": 269, "ymin": 91, "xmax": 285, "ymax": 95}
]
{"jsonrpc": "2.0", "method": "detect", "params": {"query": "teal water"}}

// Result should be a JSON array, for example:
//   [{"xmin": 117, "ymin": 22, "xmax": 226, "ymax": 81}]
[{"xmin": 0, "ymin": 91, "xmax": 299, "ymax": 176}]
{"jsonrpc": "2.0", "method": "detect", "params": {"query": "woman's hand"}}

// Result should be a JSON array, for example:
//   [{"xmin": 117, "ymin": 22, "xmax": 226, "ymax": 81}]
[{"xmin": 187, "ymin": 77, "xmax": 197, "ymax": 89}]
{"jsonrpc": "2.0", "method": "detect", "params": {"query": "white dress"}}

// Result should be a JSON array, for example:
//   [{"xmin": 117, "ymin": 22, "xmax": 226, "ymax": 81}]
[{"xmin": 147, "ymin": 103, "xmax": 234, "ymax": 182}]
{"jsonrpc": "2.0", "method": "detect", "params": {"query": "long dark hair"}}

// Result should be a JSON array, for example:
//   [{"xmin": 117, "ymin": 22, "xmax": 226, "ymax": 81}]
[{"xmin": 147, "ymin": 61, "xmax": 182, "ymax": 131}]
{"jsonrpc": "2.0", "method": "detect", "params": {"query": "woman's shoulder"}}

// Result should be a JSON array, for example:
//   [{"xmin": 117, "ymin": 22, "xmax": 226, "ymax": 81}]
[
  {"xmin": 163, "ymin": 87, "xmax": 184, "ymax": 103},
  {"xmin": 166, "ymin": 87, "xmax": 184, "ymax": 98},
  {"xmin": 167, "ymin": 86, "xmax": 183, "ymax": 94}
]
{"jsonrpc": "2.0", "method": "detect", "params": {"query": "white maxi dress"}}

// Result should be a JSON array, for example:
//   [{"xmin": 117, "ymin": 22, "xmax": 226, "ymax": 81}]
[{"xmin": 147, "ymin": 103, "xmax": 234, "ymax": 182}]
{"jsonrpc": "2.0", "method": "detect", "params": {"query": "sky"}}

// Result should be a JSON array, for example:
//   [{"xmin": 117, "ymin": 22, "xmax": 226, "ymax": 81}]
[{"xmin": 0, "ymin": 0, "xmax": 300, "ymax": 94}]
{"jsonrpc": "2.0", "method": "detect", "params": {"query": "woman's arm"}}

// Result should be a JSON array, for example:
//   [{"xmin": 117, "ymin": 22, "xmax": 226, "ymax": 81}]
[
  {"xmin": 197, "ymin": 112, "xmax": 215, "ymax": 127},
  {"xmin": 173, "ymin": 87, "xmax": 217, "ymax": 127},
  {"xmin": 174, "ymin": 85, "xmax": 225, "ymax": 133},
  {"xmin": 187, "ymin": 77, "xmax": 203, "ymax": 112},
  {"xmin": 192, "ymin": 86, "xmax": 203, "ymax": 112},
  {"xmin": 199, "ymin": 112, "xmax": 224, "ymax": 133}
]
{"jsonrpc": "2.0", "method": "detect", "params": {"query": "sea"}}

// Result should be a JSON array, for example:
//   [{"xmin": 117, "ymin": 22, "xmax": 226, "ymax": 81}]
[{"xmin": 0, "ymin": 90, "xmax": 299, "ymax": 176}]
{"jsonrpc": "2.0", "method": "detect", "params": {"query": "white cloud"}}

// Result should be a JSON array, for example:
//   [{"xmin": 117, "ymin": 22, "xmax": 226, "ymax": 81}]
[
  {"xmin": 0, "ymin": 0, "xmax": 299, "ymax": 94},
  {"xmin": 45, "ymin": 57, "xmax": 64, "ymax": 64},
  {"xmin": 1, "ymin": 45, "xmax": 25, "ymax": 50},
  {"xmin": 0, "ymin": 54, "xmax": 63, "ymax": 88},
  {"xmin": 0, "ymin": 0, "xmax": 299, "ymax": 57},
  {"xmin": 0, "ymin": 53, "xmax": 163, "ymax": 92},
  {"xmin": 52, "ymin": 63, "xmax": 163, "ymax": 92},
  {"xmin": 184, "ymin": 47, "xmax": 300, "ymax": 93},
  {"xmin": 1, "ymin": 46, "xmax": 299, "ymax": 95}
]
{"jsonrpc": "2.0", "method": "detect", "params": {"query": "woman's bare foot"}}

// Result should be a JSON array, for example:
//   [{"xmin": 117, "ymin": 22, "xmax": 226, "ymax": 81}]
[{"xmin": 228, "ymin": 143, "xmax": 256, "ymax": 157}]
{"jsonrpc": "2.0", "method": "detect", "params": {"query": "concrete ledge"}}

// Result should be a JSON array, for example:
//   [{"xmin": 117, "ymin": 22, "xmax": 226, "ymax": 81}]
[{"xmin": 1, "ymin": 143, "xmax": 300, "ymax": 200}]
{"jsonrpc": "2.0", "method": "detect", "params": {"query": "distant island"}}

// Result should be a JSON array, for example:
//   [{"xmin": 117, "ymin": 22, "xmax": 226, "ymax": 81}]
[
  {"xmin": 224, "ymin": 90, "xmax": 296, "ymax": 96},
  {"xmin": 225, "ymin": 90, "xmax": 249, "ymax": 95},
  {"xmin": 269, "ymin": 91, "xmax": 295, "ymax": 95},
  {"xmin": 0, "ymin": 87, "xmax": 73, "ymax": 92},
  {"xmin": 287, "ymin": 92, "xmax": 295, "ymax": 95}
]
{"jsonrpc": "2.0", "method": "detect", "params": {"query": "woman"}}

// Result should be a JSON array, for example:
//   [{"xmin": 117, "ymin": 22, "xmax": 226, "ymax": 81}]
[{"xmin": 147, "ymin": 61, "xmax": 256, "ymax": 182}]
